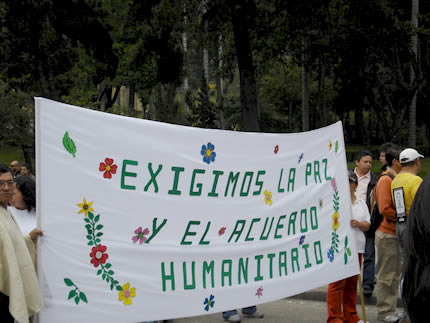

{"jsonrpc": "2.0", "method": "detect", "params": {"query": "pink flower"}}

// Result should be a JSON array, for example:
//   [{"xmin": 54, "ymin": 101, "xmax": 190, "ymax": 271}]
[
  {"xmin": 132, "ymin": 227, "xmax": 150, "ymax": 244},
  {"xmin": 274, "ymin": 145, "xmax": 279, "ymax": 154},
  {"xmin": 330, "ymin": 178, "xmax": 337, "ymax": 191}
]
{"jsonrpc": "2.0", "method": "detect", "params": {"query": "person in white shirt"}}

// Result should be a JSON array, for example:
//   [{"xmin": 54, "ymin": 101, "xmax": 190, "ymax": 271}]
[{"xmin": 9, "ymin": 176, "xmax": 36, "ymax": 235}]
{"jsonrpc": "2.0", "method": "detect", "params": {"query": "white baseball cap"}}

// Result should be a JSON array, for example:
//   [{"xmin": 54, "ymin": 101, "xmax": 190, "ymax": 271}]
[{"xmin": 399, "ymin": 148, "xmax": 424, "ymax": 163}]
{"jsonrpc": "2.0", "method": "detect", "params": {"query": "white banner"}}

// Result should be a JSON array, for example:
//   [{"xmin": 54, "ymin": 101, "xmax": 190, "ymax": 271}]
[{"xmin": 35, "ymin": 98, "xmax": 358, "ymax": 322}]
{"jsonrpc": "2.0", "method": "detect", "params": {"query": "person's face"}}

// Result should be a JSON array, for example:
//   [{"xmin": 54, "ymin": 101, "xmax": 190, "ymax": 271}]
[
  {"xmin": 21, "ymin": 166, "xmax": 29, "ymax": 176},
  {"xmin": 379, "ymin": 152, "xmax": 387, "ymax": 165},
  {"xmin": 10, "ymin": 161, "xmax": 19, "ymax": 174},
  {"xmin": 10, "ymin": 184, "xmax": 26, "ymax": 209},
  {"xmin": 0, "ymin": 172, "xmax": 14, "ymax": 207},
  {"xmin": 349, "ymin": 181, "xmax": 357, "ymax": 195},
  {"xmin": 355, "ymin": 155, "xmax": 372, "ymax": 174}
]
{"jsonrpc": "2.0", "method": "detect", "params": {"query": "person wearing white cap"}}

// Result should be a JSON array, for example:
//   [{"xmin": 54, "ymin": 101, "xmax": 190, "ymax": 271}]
[{"xmin": 390, "ymin": 148, "xmax": 424, "ymax": 261}]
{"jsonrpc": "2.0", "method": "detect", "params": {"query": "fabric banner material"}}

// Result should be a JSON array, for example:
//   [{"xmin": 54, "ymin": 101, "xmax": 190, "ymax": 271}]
[{"xmin": 35, "ymin": 97, "xmax": 358, "ymax": 322}]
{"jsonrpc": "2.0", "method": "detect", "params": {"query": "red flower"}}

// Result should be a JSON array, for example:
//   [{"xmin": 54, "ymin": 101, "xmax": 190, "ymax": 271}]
[
  {"xmin": 274, "ymin": 145, "xmax": 279, "ymax": 154},
  {"xmin": 99, "ymin": 158, "xmax": 117, "ymax": 179},
  {"xmin": 218, "ymin": 227, "xmax": 226, "ymax": 236},
  {"xmin": 90, "ymin": 244, "xmax": 109, "ymax": 267}
]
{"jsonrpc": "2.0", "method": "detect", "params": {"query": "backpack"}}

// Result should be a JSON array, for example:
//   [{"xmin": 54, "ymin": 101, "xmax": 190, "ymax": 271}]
[{"xmin": 367, "ymin": 172, "xmax": 395, "ymax": 237}]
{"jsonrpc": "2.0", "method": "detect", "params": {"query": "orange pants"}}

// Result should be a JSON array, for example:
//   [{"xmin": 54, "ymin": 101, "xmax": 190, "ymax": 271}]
[{"xmin": 326, "ymin": 254, "xmax": 362, "ymax": 323}]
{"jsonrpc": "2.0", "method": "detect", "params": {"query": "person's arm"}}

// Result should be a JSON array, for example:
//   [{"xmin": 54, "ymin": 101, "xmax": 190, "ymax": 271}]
[
  {"xmin": 376, "ymin": 175, "xmax": 397, "ymax": 222},
  {"xmin": 350, "ymin": 219, "xmax": 370, "ymax": 232}
]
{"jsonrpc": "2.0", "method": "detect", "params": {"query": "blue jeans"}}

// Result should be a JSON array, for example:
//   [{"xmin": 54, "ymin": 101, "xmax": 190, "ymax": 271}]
[
  {"xmin": 362, "ymin": 236, "xmax": 375, "ymax": 293},
  {"xmin": 223, "ymin": 306, "xmax": 256, "ymax": 319}
]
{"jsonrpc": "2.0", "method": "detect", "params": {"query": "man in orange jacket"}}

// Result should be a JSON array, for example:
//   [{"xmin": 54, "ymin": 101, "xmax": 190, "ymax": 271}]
[{"xmin": 374, "ymin": 145, "xmax": 404, "ymax": 323}]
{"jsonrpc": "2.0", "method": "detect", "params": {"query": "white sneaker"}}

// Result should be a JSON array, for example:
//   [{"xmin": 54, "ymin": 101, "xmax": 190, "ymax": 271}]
[
  {"xmin": 358, "ymin": 320, "xmax": 370, "ymax": 323},
  {"xmin": 378, "ymin": 314, "xmax": 399, "ymax": 323},
  {"xmin": 394, "ymin": 309, "xmax": 405, "ymax": 319},
  {"xmin": 225, "ymin": 314, "xmax": 241, "ymax": 323}
]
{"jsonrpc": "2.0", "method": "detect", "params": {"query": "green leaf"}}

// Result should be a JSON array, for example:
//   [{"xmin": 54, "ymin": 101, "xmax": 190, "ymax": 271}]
[
  {"xmin": 86, "ymin": 235, "xmax": 92, "ymax": 240},
  {"xmin": 87, "ymin": 229, "xmax": 93, "ymax": 235},
  {"xmin": 94, "ymin": 215, "xmax": 100, "ymax": 222},
  {"xmin": 347, "ymin": 248, "xmax": 351, "ymax": 256},
  {"xmin": 96, "ymin": 232, "xmax": 103, "ymax": 237},
  {"xmin": 345, "ymin": 236, "xmax": 348, "ymax": 247},
  {"xmin": 110, "ymin": 284, "xmax": 114, "ymax": 290},
  {"xmin": 95, "ymin": 238, "xmax": 101, "ymax": 243},
  {"xmin": 105, "ymin": 263, "xmax": 112, "ymax": 269},
  {"xmin": 84, "ymin": 218, "xmax": 90, "ymax": 223},
  {"xmin": 85, "ymin": 224, "xmax": 91, "ymax": 230},
  {"xmin": 344, "ymin": 253, "xmax": 348, "ymax": 264},
  {"xmin": 62, "ymin": 131, "xmax": 77, "ymax": 158},
  {"xmin": 97, "ymin": 269, "xmax": 102, "ymax": 276},
  {"xmin": 79, "ymin": 292, "xmax": 88, "ymax": 303},
  {"xmin": 88, "ymin": 241, "xmax": 93, "ymax": 246},
  {"xmin": 68, "ymin": 290, "xmax": 77, "ymax": 300},
  {"xmin": 108, "ymin": 270, "xmax": 114, "ymax": 275},
  {"xmin": 113, "ymin": 280, "xmax": 118, "ymax": 284},
  {"xmin": 96, "ymin": 224, "xmax": 103, "ymax": 230},
  {"xmin": 102, "ymin": 273, "xmax": 106, "ymax": 280},
  {"xmin": 88, "ymin": 212, "xmax": 94, "ymax": 220},
  {"xmin": 74, "ymin": 296, "xmax": 80, "ymax": 305},
  {"xmin": 116, "ymin": 285, "xmax": 122, "ymax": 291},
  {"xmin": 64, "ymin": 278, "xmax": 74, "ymax": 286}
]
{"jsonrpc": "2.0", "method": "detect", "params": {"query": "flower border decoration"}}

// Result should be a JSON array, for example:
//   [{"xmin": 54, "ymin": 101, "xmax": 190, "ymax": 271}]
[
  {"xmin": 329, "ymin": 178, "xmax": 340, "ymax": 261},
  {"xmin": 344, "ymin": 235, "xmax": 352, "ymax": 264},
  {"xmin": 64, "ymin": 278, "xmax": 88, "ymax": 305},
  {"xmin": 79, "ymin": 199, "xmax": 136, "ymax": 305},
  {"xmin": 201, "ymin": 142, "xmax": 216, "ymax": 164}
]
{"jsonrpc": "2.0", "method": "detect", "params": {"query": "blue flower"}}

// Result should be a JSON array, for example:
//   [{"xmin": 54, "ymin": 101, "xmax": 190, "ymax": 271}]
[
  {"xmin": 327, "ymin": 249, "xmax": 335, "ymax": 262},
  {"xmin": 201, "ymin": 142, "xmax": 216, "ymax": 164},
  {"xmin": 203, "ymin": 294, "xmax": 215, "ymax": 311},
  {"xmin": 299, "ymin": 235, "xmax": 305, "ymax": 246}
]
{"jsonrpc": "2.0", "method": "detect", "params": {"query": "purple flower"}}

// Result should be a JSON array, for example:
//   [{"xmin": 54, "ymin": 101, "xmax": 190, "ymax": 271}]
[
  {"xmin": 132, "ymin": 227, "xmax": 150, "ymax": 244},
  {"xmin": 299, "ymin": 235, "xmax": 305, "ymax": 246}
]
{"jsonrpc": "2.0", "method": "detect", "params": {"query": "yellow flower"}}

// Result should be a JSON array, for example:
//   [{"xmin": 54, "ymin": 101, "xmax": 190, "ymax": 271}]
[
  {"xmin": 119, "ymin": 282, "xmax": 135, "ymax": 305},
  {"xmin": 77, "ymin": 198, "xmax": 94, "ymax": 217},
  {"xmin": 332, "ymin": 211, "xmax": 340, "ymax": 231},
  {"xmin": 264, "ymin": 190, "xmax": 272, "ymax": 206}
]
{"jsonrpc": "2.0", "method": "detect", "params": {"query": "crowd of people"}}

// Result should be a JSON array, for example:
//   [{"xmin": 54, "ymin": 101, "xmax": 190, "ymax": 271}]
[
  {"xmin": 326, "ymin": 144, "xmax": 428, "ymax": 323},
  {"xmin": 1, "ymin": 150, "xmax": 428, "ymax": 323}
]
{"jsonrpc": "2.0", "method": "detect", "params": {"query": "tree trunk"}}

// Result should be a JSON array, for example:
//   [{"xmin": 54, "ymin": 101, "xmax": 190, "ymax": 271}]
[
  {"xmin": 183, "ymin": 5, "xmax": 189, "ymax": 115},
  {"xmin": 301, "ymin": 39, "xmax": 310, "ymax": 131},
  {"xmin": 408, "ymin": 0, "xmax": 419, "ymax": 147},
  {"xmin": 128, "ymin": 84, "xmax": 135, "ymax": 117},
  {"xmin": 230, "ymin": 0, "xmax": 260, "ymax": 132},
  {"xmin": 215, "ymin": 36, "xmax": 225, "ymax": 129}
]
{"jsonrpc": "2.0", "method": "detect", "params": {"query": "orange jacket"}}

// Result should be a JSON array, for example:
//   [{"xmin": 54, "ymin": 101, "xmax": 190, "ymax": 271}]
[{"xmin": 375, "ymin": 170, "xmax": 397, "ymax": 235}]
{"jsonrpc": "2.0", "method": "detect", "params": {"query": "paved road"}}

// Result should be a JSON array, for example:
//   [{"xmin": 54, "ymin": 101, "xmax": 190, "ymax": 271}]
[{"xmin": 174, "ymin": 298, "xmax": 378, "ymax": 323}]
